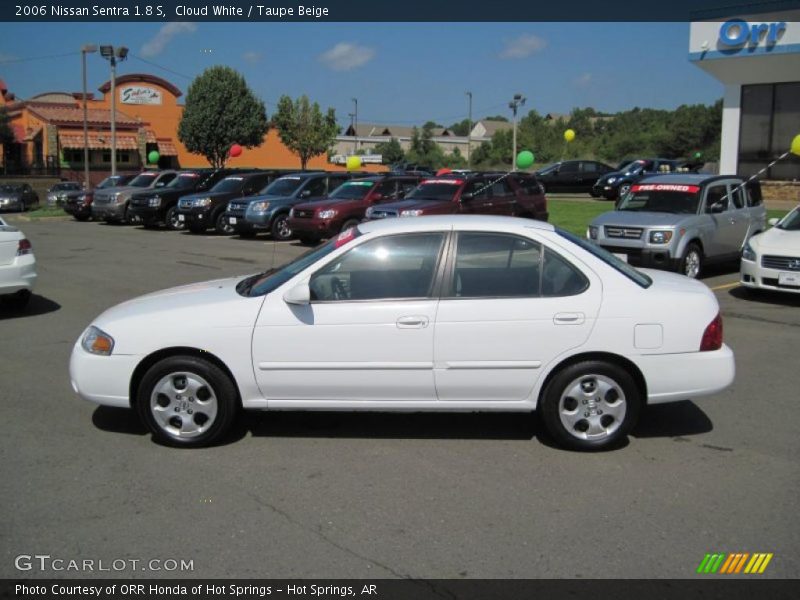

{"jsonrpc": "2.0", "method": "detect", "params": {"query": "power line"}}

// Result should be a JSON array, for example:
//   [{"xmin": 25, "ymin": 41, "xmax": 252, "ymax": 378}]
[
  {"xmin": 129, "ymin": 53, "xmax": 194, "ymax": 80},
  {"xmin": 0, "ymin": 51, "xmax": 80, "ymax": 65}
]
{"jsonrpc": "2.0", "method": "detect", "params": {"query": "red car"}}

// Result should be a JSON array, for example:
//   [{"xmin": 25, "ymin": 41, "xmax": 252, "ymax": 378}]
[
  {"xmin": 364, "ymin": 172, "xmax": 548, "ymax": 222},
  {"xmin": 287, "ymin": 175, "xmax": 422, "ymax": 244}
]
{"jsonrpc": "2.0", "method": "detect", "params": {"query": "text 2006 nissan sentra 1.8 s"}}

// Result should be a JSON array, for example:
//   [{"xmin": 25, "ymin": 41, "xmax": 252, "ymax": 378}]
[{"xmin": 70, "ymin": 215, "xmax": 734, "ymax": 451}]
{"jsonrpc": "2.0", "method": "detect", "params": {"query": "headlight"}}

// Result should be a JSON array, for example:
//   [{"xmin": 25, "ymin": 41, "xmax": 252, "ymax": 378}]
[
  {"xmin": 251, "ymin": 201, "xmax": 270, "ymax": 212},
  {"xmin": 318, "ymin": 209, "xmax": 337, "ymax": 219},
  {"xmin": 114, "ymin": 193, "xmax": 126, "ymax": 204},
  {"xmin": 742, "ymin": 240, "xmax": 756, "ymax": 262},
  {"xmin": 400, "ymin": 209, "xmax": 424, "ymax": 217},
  {"xmin": 194, "ymin": 197, "xmax": 212, "ymax": 207},
  {"xmin": 649, "ymin": 230, "xmax": 673, "ymax": 244},
  {"xmin": 288, "ymin": 208, "xmax": 295, "ymax": 217},
  {"xmin": 607, "ymin": 177, "xmax": 617, "ymax": 184},
  {"xmin": 588, "ymin": 226, "xmax": 598, "ymax": 240},
  {"xmin": 81, "ymin": 326, "xmax": 114, "ymax": 356},
  {"xmin": 148, "ymin": 196, "xmax": 161, "ymax": 208}
]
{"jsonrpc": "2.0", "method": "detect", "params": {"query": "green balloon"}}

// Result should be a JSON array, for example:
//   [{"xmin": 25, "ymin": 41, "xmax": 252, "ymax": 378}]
[
  {"xmin": 516, "ymin": 150, "xmax": 534, "ymax": 170},
  {"xmin": 694, "ymin": 151, "xmax": 702, "ymax": 159},
  {"xmin": 148, "ymin": 150, "xmax": 160, "ymax": 164}
]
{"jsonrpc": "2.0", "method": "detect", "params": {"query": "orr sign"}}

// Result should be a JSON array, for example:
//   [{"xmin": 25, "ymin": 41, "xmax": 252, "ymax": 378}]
[
  {"xmin": 120, "ymin": 86, "xmax": 162, "ymax": 105},
  {"xmin": 718, "ymin": 19, "xmax": 787, "ymax": 49}
]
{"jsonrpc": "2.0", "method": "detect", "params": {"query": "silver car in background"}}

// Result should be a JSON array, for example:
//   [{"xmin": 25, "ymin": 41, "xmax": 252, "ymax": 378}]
[
  {"xmin": 92, "ymin": 170, "xmax": 177, "ymax": 224},
  {"xmin": 588, "ymin": 174, "xmax": 766, "ymax": 278}
]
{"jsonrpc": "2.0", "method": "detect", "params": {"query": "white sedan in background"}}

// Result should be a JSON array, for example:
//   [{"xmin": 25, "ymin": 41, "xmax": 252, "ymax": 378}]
[
  {"xmin": 741, "ymin": 204, "xmax": 800, "ymax": 294},
  {"xmin": 0, "ymin": 215, "xmax": 37, "ymax": 309},
  {"xmin": 70, "ymin": 215, "xmax": 734, "ymax": 451}
]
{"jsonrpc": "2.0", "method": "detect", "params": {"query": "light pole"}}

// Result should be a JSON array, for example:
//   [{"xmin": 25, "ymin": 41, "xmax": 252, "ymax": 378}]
[
  {"xmin": 465, "ymin": 91, "xmax": 472, "ymax": 167},
  {"xmin": 509, "ymin": 93, "xmax": 526, "ymax": 171},
  {"xmin": 81, "ymin": 44, "xmax": 97, "ymax": 189},
  {"xmin": 351, "ymin": 97, "xmax": 358, "ymax": 154},
  {"xmin": 100, "ymin": 45, "xmax": 128, "ymax": 177}
]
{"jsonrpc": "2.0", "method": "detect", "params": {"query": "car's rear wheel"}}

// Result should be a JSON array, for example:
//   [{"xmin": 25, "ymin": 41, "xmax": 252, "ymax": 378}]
[
  {"xmin": 165, "ymin": 206, "xmax": 183, "ymax": 231},
  {"xmin": 136, "ymin": 355, "xmax": 238, "ymax": 447},
  {"xmin": 540, "ymin": 360, "xmax": 640, "ymax": 451},
  {"xmin": 679, "ymin": 243, "xmax": 703, "ymax": 279},
  {"xmin": 214, "ymin": 210, "xmax": 235, "ymax": 235},
  {"xmin": 271, "ymin": 213, "xmax": 292, "ymax": 241}
]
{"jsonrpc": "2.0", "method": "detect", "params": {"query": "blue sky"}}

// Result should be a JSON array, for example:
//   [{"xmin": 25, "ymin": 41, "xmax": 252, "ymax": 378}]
[{"xmin": 0, "ymin": 22, "xmax": 723, "ymax": 126}]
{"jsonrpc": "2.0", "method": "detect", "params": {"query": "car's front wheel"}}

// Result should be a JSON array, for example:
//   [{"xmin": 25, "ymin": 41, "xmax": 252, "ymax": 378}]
[
  {"xmin": 617, "ymin": 182, "xmax": 631, "ymax": 199},
  {"xmin": 679, "ymin": 243, "xmax": 703, "ymax": 279},
  {"xmin": 271, "ymin": 213, "xmax": 292, "ymax": 241},
  {"xmin": 214, "ymin": 210, "xmax": 235, "ymax": 235},
  {"xmin": 165, "ymin": 206, "xmax": 183, "ymax": 231},
  {"xmin": 136, "ymin": 355, "xmax": 238, "ymax": 447},
  {"xmin": 540, "ymin": 360, "xmax": 641, "ymax": 451}
]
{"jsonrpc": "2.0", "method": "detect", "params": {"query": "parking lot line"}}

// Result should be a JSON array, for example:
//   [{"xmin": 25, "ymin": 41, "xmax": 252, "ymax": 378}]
[{"xmin": 711, "ymin": 281, "xmax": 740, "ymax": 291}]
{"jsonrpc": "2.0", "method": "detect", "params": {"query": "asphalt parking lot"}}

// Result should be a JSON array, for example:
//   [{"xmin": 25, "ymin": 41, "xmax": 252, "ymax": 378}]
[{"xmin": 2, "ymin": 215, "xmax": 798, "ymax": 579}]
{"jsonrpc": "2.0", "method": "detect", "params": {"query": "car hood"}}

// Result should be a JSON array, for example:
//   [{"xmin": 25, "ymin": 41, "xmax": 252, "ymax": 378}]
[
  {"xmin": 91, "ymin": 276, "xmax": 264, "ymax": 353},
  {"xmin": 750, "ymin": 227, "xmax": 800, "ymax": 254},
  {"xmin": 294, "ymin": 197, "xmax": 348, "ymax": 211},
  {"xmin": 591, "ymin": 210, "xmax": 690, "ymax": 228},
  {"xmin": 596, "ymin": 170, "xmax": 639, "ymax": 184},
  {"xmin": 181, "ymin": 190, "xmax": 238, "ymax": 201},
  {"xmin": 95, "ymin": 184, "xmax": 150, "ymax": 196}
]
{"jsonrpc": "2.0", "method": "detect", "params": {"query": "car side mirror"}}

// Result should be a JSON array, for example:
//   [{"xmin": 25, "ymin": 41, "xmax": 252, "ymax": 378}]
[
  {"xmin": 300, "ymin": 189, "xmax": 312, "ymax": 198},
  {"xmin": 283, "ymin": 281, "xmax": 310, "ymax": 305},
  {"xmin": 370, "ymin": 193, "xmax": 383, "ymax": 202},
  {"xmin": 710, "ymin": 202, "xmax": 725, "ymax": 214},
  {"xmin": 768, "ymin": 217, "xmax": 779, "ymax": 226},
  {"xmin": 460, "ymin": 193, "xmax": 474, "ymax": 201}
]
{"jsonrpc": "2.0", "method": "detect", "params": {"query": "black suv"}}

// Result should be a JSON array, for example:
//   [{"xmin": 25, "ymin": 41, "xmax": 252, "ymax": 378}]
[
  {"xmin": 128, "ymin": 169, "xmax": 243, "ymax": 230},
  {"xmin": 535, "ymin": 160, "xmax": 614, "ymax": 194},
  {"xmin": 176, "ymin": 170, "xmax": 280, "ymax": 234}
]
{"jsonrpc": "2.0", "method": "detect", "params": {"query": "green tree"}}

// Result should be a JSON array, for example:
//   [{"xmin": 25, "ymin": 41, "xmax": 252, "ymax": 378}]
[
  {"xmin": 272, "ymin": 95, "xmax": 340, "ymax": 170},
  {"xmin": 423, "ymin": 120, "xmax": 443, "ymax": 130},
  {"xmin": 177, "ymin": 66, "xmax": 269, "ymax": 168},
  {"xmin": 483, "ymin": 115, "xmax": 509, "ymax": 122},
  {"xmin": 448, "ymin": 119, "xmax": 471, "ymax": 136},
  {"xmin": 374, "ymin": 137, "xmax": 405, "ymax": 164}
]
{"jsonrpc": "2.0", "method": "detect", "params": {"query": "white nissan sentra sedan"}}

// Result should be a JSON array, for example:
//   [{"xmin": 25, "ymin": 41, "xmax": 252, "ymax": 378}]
[{"xmin": 70, "ymin": 215, "xmax": 734, "ymax": 451}]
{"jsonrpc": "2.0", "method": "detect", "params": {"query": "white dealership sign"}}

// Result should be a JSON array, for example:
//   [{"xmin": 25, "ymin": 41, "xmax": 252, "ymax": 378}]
[{"xmin": 120, "ymin": 86, "xmax": 162, "ymax": 105}]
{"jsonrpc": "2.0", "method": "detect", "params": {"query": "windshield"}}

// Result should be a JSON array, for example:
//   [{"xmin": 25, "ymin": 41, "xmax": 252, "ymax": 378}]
[
  {"xmin": 128, "ymin": 173, "xmax": 158, "ymax": 187},
  {"xmin": 329, "ymin": 181, "xmax": 375, "ymax": 200},
  {"xmin": 618, "ymin": 184, "xmax": 701, "ymax": 214},
  {"xmin": 619, "ymin": 161, "xmax": 643, "ymax": 175},
  {"xmin": 776, "ymin": 207, "xmax": 800, "ymax": 231},
  {"xmin": 238, "ymin": 228, "xmax": 362, "ymax": 297},
  {"xmin": 557, "ymin": 228, "xmax": 652, "ymax": 288},
  {"xmin": 405, "ymin": 181, "xmax": 462, "ymax": 202},
  {"xmin": 263, "ymin": 177, "xmax": 304, "ymax": 196},
  {"xmin": 211, "ymin": 177, "xmax": 245, "ymax": 193},
  {"xmin": 0, "ymin": 184, "xmax": 22, "ymax": 192},
  {"xmin": 167, "ymin": 173, "xmax": 202, "ymax": 189},
  {"xmin": 98, "ymin": 176, "xmax": 122, "ymax": 189}
]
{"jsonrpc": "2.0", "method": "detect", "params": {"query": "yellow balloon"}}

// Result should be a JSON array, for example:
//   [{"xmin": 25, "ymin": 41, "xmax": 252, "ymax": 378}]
[
  {"xmin": 346, "ymin": 156, "xmax": 362, "ymax": 171},
  {"xmin": 791, "ymin": 133, "xmax": 800, "ymax": 156},
  {"xmin": 564, "ymin": 129, "xmax": 576, "ymax": 143}
]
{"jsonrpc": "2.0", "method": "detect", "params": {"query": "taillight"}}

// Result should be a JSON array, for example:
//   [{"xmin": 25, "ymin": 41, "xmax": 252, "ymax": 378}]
[
  {"xmin": 17, "ymin": 239, "xmax": 32, "ymax": 256},
  {"xmin": 700, "ymin": 313, "xmax": 722, "ymax": 351}
]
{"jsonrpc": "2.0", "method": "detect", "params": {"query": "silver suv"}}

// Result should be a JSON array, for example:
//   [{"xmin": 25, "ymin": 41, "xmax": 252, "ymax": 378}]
[
  {"xmin": 92, "ymin": 170, "xmax": 177, "ymax": 224},
  {"xmin": 588, "ymin": 174, "xmax": 766, "ymax": 278}
]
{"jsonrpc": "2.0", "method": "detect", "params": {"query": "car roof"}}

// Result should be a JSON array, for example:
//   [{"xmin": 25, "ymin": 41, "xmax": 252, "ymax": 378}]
[
  {"xmin": 638, "ymin": 174, "xmax": 743, "ymax": 185},
  {"xmin": 358, "ymin": 214, "xmax": 555, "ymax": 236}
]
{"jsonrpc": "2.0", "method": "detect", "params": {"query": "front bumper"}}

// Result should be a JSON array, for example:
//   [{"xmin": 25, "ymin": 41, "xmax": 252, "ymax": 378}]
[
  {"xmin": 0, "ymin": 254, "xmax": 37, "ymax": 295},
  {"xmin": 92, "ymin": 202, "xmax": 127, "ymax": 221},
  {"xmin": 242, "ymin": 211, "xmax": 274, "ymax": 230},
  {"xmin": 69, "ymin": 342, "xmax": 140, "ymax": 408},
  {"xmin": 592, "ymin": 184, "xmax": 617, "ymax": 199},
  {"xmin": 597, "ymin": 243, "xmax": 678, "ymax": 271},
  {"xmin": 177, "ymin": 207, "xmax": 212, "ymax": 227},
  {"xmin": 64, "ymin": 202, "xmax": 92, "ymax": 218},
  {"xmin": 740, "ymin": 259, "xmax": 800, "ymax": 294},
  {"xmin": 287, "ymin": 217, "xmax": 337, "ymax": 237},
  {"xmin": 0, "ymin": 199, "xmax": 23, "ymax": 211},
  {"xmin": 128, "ymin": 205, "xmax": 162, "ymax": 223}
]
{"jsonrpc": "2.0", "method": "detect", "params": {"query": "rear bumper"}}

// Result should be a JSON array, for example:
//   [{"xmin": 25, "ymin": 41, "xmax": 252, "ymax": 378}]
[
  {"xmin": 637, "ymin": 344, "xmax": 735, "ymax": 404},
  {"xmin": 0, "ymin": 255, "xmax": 37, "ymax": 295}
]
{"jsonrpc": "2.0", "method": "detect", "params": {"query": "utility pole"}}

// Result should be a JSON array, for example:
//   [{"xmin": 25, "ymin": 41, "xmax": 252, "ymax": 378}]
[
  {"xmin": 465, "ymin": 91, "xmax": 472, "ymax": 167},
  {"xmin": 509, "ymin": 93, "xmax": 526, "ymax": 171},
  {"xmin": 351, "ymin": 97, "xmax": 358, "ymax": 154},
  {"xmin": 100, "ymin": 45, "xmax": 128, "ymax": 177},
  {"xmin": 81, "ymin": 44, "xmax": 97, "ymax": 189},
  {"xmin": 348, "ymin": 113, "xmax": 355, "ymax": 155}
]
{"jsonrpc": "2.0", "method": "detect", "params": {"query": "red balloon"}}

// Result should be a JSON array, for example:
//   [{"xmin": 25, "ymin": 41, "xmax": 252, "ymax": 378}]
[
  {"xmin": 436, "ymin": 168, "xmax": 452, "ymax": 176},
  {"xmin": 229, "ymin": 144, "xmax": 243, "ymax": 158}
]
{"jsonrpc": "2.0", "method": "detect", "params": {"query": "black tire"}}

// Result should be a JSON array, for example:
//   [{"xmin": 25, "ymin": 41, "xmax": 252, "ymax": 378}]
[
  {"xmin": 123, "ymin": 206, "xmax": 137, "ymax": 225},
  {"xmin": 270, "ymin": 213, "xmax": 292, "ymax": 241},
  {"xmin": 297, "ymin": 234, "xmax": 320, "ymax": 246},
  {"xmin": 2, "ymin": 289, "xmax": 31, "ymax": 310},
  {"xmin": 540, "ymin": 360, "xmax": 641, "ymax": 451},
  {"xmin": 214, "ymin": 210, "xmax": 235, "ymax": 235},
  {"xmin": 165, "ymin": 206, "xmax": 183, "ymax": 231},
  {"xmin": 135, "ymin": 355, "xmax": 238, "ymax": 448},
  {"xmin": 340, "ymin": 218, "xmax": 361, "ymax": 233},
  {"xmin": 679, "ymin": 242, "xmax": 703, "ymax": 279},
  {"xmin": 617, "ymin": 182, "xmax": 631, "ymax": 199}
]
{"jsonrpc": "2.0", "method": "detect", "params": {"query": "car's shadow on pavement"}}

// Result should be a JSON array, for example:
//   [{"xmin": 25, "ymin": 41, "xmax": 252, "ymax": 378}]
[
  {"xmin": 728, "ymin": 286, "xmax": 800, "ymax": 307},
  {"xmin": 0, "ymin": 294, "xmax": 61, "ymax": 320},
  {"xmin": 633, "ymin": 401, "xmax": 713, "ymax": 438},
  {"xmin": 92, "ymin": 406, "xmax": 148, "ymax": 436}
]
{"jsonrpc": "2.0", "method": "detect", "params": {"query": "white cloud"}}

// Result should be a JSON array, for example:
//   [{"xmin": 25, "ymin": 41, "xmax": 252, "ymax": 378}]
[
  {"xmin": 573, "ymin": 73, "xmax": 592, "ymax": 87},
  {"xmin": 319, "ymin": 42, "xmax": 375, "ymax": 71},
  {"xmin": 140, "ymin": 22, "xmax": 197, "ymax": 58},
  {"xmin": 242, "ymin": 51, "xmax": 262, "ymax": 64},
  {"xmin": 499, "ymin": 34, "xmax": 547, "ymax": 59}
]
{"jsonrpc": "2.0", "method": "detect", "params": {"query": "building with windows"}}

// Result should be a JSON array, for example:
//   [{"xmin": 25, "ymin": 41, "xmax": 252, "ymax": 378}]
[{"xmin": 690, "ymin": 11, "xmax": 800, "ymax": 181}]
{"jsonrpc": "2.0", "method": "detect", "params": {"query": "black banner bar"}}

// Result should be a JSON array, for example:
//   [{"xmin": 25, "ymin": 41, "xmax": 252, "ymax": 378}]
[{"xmin": 3, "ymin": 0, "xmax": 800, "ymax": 23}]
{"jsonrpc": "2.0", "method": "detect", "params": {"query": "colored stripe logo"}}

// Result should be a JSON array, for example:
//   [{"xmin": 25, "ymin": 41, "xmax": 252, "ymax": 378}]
[{"xmin": 697, "ymin": 553, "xmax": 773, "ymax": 574}]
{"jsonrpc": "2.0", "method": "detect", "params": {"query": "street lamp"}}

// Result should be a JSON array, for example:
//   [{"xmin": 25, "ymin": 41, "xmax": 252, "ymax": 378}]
[
  {"xmin": 465, "ymin": 91, "xmax": 472, "ymax": 167},
  {"xmin": 81, "ymin": 44, "xmax": 97, "ymax": 189},
  {"xmin": 100, "ymin": 45, "xmax": 128, "ymax": 177},
  {"xmin": 509, "ymin": 93, "xmax": 526, "ymax": 171},
  {"xmin": 351, "ymin": 97, "xmax": 358, "ymax": 154}
]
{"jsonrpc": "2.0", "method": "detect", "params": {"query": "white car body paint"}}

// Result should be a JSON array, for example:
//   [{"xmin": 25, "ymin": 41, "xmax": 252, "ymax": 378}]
[
  {"xmin": 0, "ymin": 217, "xmax": 37, "ymax": 297},
  {"xmin": 740, "ymin": 207, "xmax": 800, "ymax": 294},
  {"xmin": 70, "ymin": 215, "xmax": 735, "ymax": 414}
]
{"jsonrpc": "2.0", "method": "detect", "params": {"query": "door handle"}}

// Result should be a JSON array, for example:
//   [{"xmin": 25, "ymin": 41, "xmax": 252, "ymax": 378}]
[
  {"xmin": 397, "ymin": 316, "xmax": 429, "ymax": 329},
  {"xmin": 554, "ymin": 312, "xmax": 585, "ymax": 325}
]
